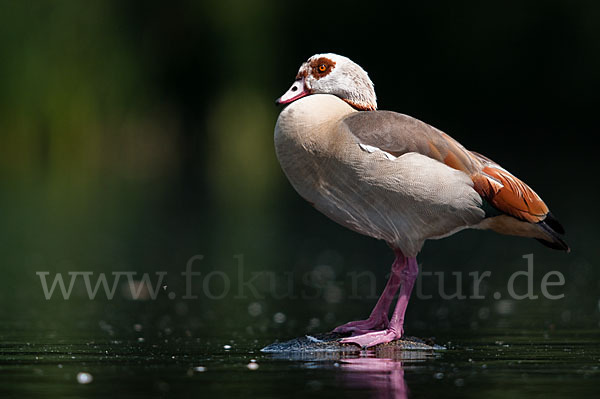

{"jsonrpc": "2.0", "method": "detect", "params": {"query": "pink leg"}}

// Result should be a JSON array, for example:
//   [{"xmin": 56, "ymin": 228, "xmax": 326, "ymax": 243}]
[
  {"xmin": 332, "ymin": 250, "xmax": 405, "ymax": 335},
  {"xmin": 340, "ymin": 253, "xmax": 418, "ymax": 348}
]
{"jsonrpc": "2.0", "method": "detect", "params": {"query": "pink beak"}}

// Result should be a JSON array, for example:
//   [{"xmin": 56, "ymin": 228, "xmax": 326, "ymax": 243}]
[{"xmin": 276, "ymin": 78, "xmax": 310, "ymax": 105}]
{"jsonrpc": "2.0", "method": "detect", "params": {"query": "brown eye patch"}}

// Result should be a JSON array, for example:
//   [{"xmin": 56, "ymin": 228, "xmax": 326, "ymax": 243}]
[{"xmin": 309, "ymin": 57, "xmax": 336, "ymax": 79}]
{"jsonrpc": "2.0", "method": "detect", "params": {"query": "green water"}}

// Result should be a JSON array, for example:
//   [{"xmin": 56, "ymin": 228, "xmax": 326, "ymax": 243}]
[{"xmin": 1, "ymin": 325, "xmax": 599, "ymax": 398}]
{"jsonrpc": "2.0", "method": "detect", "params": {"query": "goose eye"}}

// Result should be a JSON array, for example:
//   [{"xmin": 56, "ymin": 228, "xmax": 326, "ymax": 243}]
[{"xmin": 318, "ymin": 64, "xmax": 327, "ymax": 72}]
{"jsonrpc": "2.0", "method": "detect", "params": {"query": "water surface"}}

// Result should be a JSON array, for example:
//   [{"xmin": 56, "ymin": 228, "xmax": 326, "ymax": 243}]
[{"xmin": 1, "ymin": 325, "xmax": 598, "ymax": 398}]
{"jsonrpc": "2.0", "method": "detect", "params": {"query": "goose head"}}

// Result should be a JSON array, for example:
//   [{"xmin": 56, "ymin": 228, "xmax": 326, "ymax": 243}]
[{"xmin": 276, "ymin": 53, "xmax": 377, "ymax": 111}]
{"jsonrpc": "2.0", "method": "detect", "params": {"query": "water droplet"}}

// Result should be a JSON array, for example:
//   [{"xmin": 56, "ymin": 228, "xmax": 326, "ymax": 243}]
[
  {"xmin": 248, "ymin": 302, "xmax": 262, "ymax": 317},
  {"xmin": 312, "ymin": 264, "xmax": 335, "ymax": 286},
  {"xmin": 308, "ymin": 318, "xmax": 321, "ymax": 330},
  {"xmin": 324, "ymin": 284, "xmax": 342, "ymax": 304},
  {"xmin": 273, "ymin": 312, "xmax": 286, "ymax": 324},
  {"xmin": 494, "ymin": 300, "xmax": 515, "ymax": 315},
  {"xmin": 77, "ymin": 372, "xmax": 93, "ymax": 384}
]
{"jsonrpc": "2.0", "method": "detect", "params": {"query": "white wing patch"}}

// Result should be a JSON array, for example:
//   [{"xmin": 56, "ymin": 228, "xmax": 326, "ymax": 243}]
[{"xmin": 358, "ymin": 143, "xmax": 397, "ymax": 160}]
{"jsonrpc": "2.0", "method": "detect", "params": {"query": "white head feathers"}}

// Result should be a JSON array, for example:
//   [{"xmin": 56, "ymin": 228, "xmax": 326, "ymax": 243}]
[{"xmin": 296, "ymin": 53, "xmax": 377, "ymax": 111}]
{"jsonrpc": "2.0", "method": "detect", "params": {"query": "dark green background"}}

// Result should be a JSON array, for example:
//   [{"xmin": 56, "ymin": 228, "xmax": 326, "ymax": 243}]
[{"xmin": 0, "ymin": 0, "xmax": 598, "ymax": 342}]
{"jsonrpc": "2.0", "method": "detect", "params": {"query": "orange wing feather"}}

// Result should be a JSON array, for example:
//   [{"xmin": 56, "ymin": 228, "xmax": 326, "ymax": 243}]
[
  {"xmin": 428, "ymin": 133, "xmax": 567, "ymax": 250},
  {"xmin": 471, "ymin": 164, "xmax": 548, "ymax": 223},
  {"xmin": 424, "ymin": 135, "xmax": 549, "ymax": 223}
]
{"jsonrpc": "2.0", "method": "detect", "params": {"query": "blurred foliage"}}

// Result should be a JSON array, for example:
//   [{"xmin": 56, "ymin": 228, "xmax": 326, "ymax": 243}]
[{"xmin": 0, "ymin": 0, "xmax": 598, "ymax": 337}]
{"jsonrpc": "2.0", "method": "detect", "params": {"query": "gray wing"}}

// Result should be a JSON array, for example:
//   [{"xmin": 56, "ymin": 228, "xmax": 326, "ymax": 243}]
[{"xmin": 341, "ymin": 111, "xmax": 481, "ymax": 174}]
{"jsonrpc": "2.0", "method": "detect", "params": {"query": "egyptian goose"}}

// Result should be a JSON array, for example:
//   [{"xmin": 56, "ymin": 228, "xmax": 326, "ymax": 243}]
[{"xmin": 274, "ymin": 53, "xmax": 569, "ymax": 348}]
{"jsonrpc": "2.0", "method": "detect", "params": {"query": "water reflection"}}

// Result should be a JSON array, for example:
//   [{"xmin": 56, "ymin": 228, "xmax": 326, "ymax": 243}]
[
  {"xmin": 338, "ymin": 348, "xmax": 434, "ymax": 399},
  {"xmin": 266, "ymin": 347, "xmax": 436, "ymax": 399}
]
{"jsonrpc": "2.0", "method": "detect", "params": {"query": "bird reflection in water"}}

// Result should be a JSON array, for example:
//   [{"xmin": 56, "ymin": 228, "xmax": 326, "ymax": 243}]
[
  {"xmin": 337, "ymin": 348, "xmax": 435, "ymax": 399},
  {"xmin": 263, "ymin": 335, "xmax": 439, "ymax": 398}
]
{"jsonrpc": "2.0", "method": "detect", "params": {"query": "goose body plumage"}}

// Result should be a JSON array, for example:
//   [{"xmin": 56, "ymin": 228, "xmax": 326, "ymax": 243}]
[
  {"xmin": 273, "ymin": 53, "xmax": 568, "ymax": 348},
  {"xmin": 275, "ymin": 94, "xmax": 486, "ymax": 256}
]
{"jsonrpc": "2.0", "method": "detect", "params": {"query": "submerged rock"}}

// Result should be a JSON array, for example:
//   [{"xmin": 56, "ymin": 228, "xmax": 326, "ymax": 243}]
[{"xmin": 261, "ymin": 332, "xmax": 445, "ymax": 353}]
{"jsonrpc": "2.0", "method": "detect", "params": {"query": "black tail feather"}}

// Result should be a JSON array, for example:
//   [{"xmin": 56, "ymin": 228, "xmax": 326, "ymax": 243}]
[
  {"xmin": 544, "ymin": 212, "xmax": 565, "ymax": 235},
  {"xmin": 536, "ymin": 215, "xmax": 570, "ymax": 252},
  {"xmin": 536, "ymin": 237, "xmax": 570, "ymax": 252}
]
